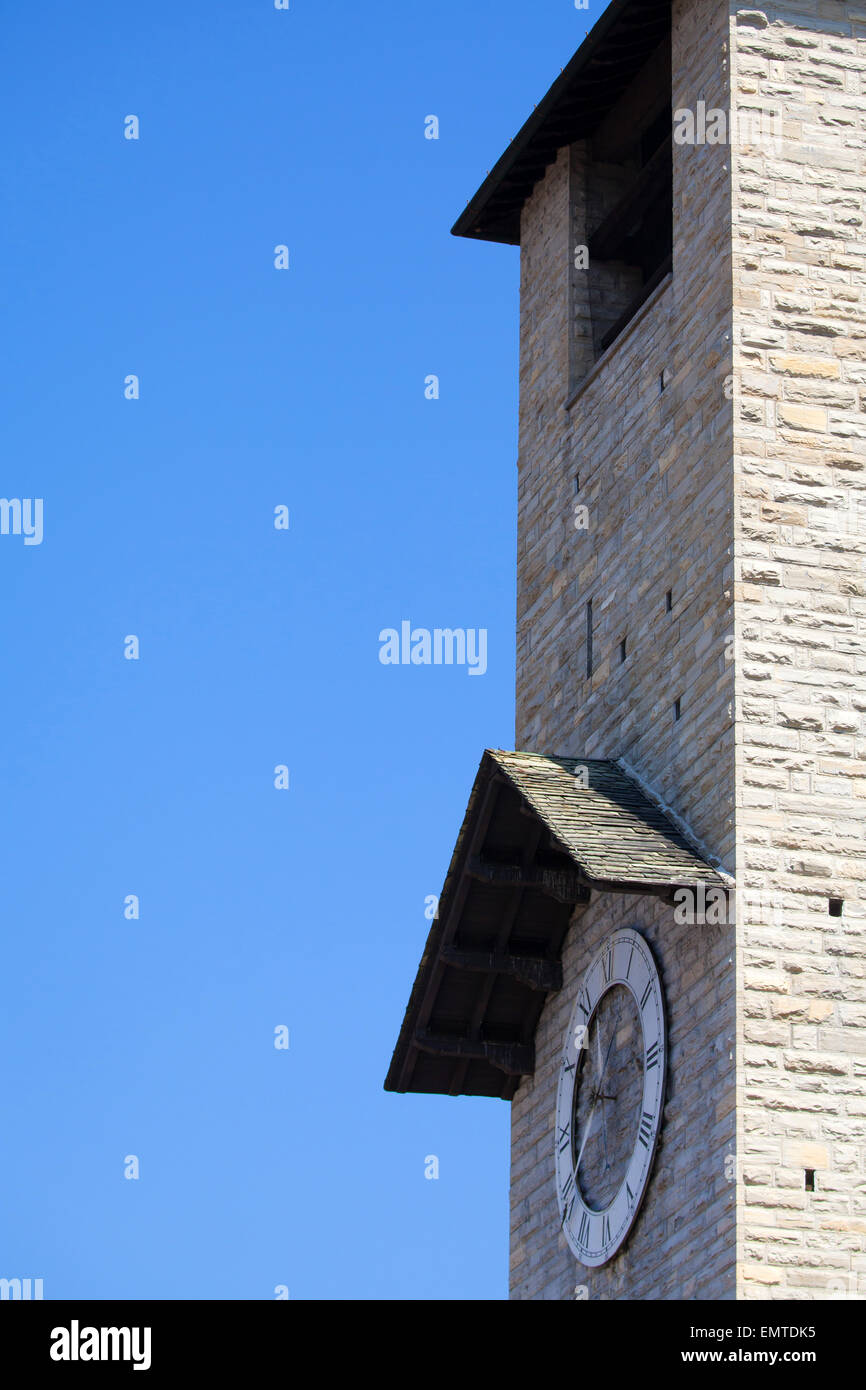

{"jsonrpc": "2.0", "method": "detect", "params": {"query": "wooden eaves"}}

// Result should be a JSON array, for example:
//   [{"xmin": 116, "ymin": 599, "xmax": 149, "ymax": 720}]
[
  {"xmin": 384, "ymin": 750, "xmax": 728, "ymax": 1101},
  {"xmin": 451, "ymin": 0, "xmax": 672, "ymax": 246}
]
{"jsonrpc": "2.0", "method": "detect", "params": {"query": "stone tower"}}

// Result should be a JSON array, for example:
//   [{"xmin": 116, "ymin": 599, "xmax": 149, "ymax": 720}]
[{"xmin": 387, "ymin": 0, "xmax": 866, "ymax": 1301}]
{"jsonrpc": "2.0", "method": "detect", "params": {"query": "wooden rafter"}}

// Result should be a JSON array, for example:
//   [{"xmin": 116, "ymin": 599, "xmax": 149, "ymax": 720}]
[
  {"xmin": 440, "ymin": 946, "xmax": 562, "ymax": 994},
  {"xmin": 466, "ymin": 855, "xmax": 590, "ymax": 905},
  {"xmin": 415, "ymin": 1030, "xmax": 534, "ymax": 1078}
]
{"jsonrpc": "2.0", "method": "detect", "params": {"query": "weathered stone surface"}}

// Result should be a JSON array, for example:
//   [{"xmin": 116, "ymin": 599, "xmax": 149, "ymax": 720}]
[
  {"xmin": 731, "ymin": 0, "xmax": 866, "ymax": 1301},
  {"xmin": 507, "ymin": 0, "xmax": 865, "ymax": 1303}
]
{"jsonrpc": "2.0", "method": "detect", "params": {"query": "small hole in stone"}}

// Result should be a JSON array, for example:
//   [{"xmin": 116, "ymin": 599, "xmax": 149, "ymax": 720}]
[
  {"xmin": 666, "ymin": 589, "xmax": 673, "ymax": 613},
  {"xmin": 659, "ymin": 371, "xmax": 666, "ymax": 393},
  {"xmin": 674, "ymin": 697, "xmax": 681, "ymax": 721},
  {"xmin": 829, "ymin": 897, "xmax": 843, "ymax": 917},
  {"xmin": 574, "ymin": 472, "xmax": 580, "ymax": 494},
  {"xmin": 805, "ymin": 1169, "xmax": 815, "ymax": 1191},
  {"xmin": 619, "ymin": 638, "xmax": 627, "ymax": 664}
]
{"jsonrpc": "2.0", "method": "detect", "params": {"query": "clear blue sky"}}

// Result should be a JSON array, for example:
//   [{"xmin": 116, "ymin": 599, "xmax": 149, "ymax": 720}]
[{"xmin": 1, "ymin": 0, "xmax": 609, "ymax": 1300}]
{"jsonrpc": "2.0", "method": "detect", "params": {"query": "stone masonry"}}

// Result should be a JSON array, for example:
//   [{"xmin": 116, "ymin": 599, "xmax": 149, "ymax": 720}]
[
  {"xmin": 731, "ymin": 0, "xmax": 866, "ymax": 1301},
  {"xmin": 509, "ymin": 0, "xmax": 865, "ymax": 1300}
]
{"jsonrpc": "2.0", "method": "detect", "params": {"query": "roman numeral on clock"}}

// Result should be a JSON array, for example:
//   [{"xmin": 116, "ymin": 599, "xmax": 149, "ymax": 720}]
[
  {"xmin": 626, "ymin": 1181, "xmax": 635, "ymax": 1208},
  {"xmin": 638, "ymin": 1110, "xmax": 655, "ymax": 1148},
  {"xmin": 601, "ymin": 948, "xmax": 612, "ymax": 983},
  {"xmin": 558, "ymin": 1125, "xmax": 570, "ymax": 1152},
  {"xmin": 645, "ymin": 1040, "xmax": 660, "ymax": 1070},
  {"xmin": 640, "ymin": 980, "xmax": 653, "ymax": 1010},
  {"xmin": 602, "ymin": 1212, "xmax": 611, "ymax": 1245},
  {"xmin": 560, "ymin": 1172, "xmax": 576, "ymax": 1227},
  {"xmin": 577, "ymin": 1209, "xmax": 590, "ymax": 1248}
]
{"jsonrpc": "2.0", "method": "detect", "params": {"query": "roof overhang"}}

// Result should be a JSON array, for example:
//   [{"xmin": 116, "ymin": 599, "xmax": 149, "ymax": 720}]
[
  {"xmin": 385, "ymin": 749, "xmax": 728, "ymax": 1100},
  {"xmin": 451, "ymin": 0, "xmax": 671, "ymax": 245}
]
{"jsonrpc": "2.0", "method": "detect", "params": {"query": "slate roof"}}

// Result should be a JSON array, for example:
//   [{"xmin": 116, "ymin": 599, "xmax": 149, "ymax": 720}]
[
  {"xmin": 385, "ymin": 748, "xmax": 727, "ymax": 1100},
  {"xmin": 493, "ymin": 750, "xmax": 725, "ymax": 891}
]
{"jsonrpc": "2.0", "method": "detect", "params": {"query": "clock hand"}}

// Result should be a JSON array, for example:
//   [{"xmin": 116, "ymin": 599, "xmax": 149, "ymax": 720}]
[
  {"xmin": 574, "ymin": 1040, "xmax": 608, "ymax": 1176},
  {"xmin": 596, "ymin": 1016, "xmax": 611, "ymax": 1166},
  {"xmin": 595, "ymin": 994, "xmax": 629, "ymax": 1174},
  {"xmin": 595, "ymin": 993, "xmax": 625, "ymax": 1093},
  {"xmin": 575, "ymin": 999, "xmax": 627, "ymax": 1184},
  {"xmin": 574, "ymin": 1093, "xmax": 599, "ymax": 1175},
  {"xmin": 598, "ymin": 1022, "xmax": 616, "ymax": 1087}
]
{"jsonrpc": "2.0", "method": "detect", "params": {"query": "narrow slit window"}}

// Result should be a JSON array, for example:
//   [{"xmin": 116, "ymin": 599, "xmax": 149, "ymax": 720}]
[
  {"xmin": 586, "ymin": 601, "xmax": 593, "ymax": 679},
  {"xmin": 673, "ymin": 696, "xmax": 681, "ymax": 721}
]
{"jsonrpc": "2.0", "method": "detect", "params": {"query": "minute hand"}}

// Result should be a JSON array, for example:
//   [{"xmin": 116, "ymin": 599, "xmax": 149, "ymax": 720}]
[
  {"xmin": 581, "ymin": 1007, "xmax": 623, "ymax": 1156},
  {"xmin": 596, "ymin": 1009, "xmax": 620, "ymax": 1093},
  {"xmin": 574, "ymin": 1090, "xmax": 600, "ymax": 1174},
  {"xmin": 575, "ymin": 1016, "xmax": 616, "ymax": 1169}
]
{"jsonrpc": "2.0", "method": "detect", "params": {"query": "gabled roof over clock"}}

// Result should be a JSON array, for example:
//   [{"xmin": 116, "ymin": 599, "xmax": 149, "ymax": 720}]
[
  {"xmin": 384, "ymin": 749, "xmax": 727, "ymax": 1101},
  {"xmin": 452, "ymin": 0, "xmax": 670, "ymax": 245}
]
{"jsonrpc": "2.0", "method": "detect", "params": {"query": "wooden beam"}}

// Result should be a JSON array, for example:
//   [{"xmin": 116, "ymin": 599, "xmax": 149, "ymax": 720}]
[
  {"xmin": 448, "ymin": 820, "xmax": 546, "ymax": 1097},
  {"xmin": 414, "ymin": 1030, "xmax": 534, "ymax": 1077},
  {"xmin": 592, "ymin": 39, "xmax": 670, "ymax": 164},
  {"xmin": 587, "ymin": 138, "xmax": 671, "ymax": 262},
  {"xmin": 440, "ymin": 946, "xmax": 562, "ymax": 993},
  {"xmin": 466, "ymin": 855, "xmax": 590, "ymax": 905},
  {"xmin": 395, "ymin": 772, "xmax": 503, "ymax": 1092}
]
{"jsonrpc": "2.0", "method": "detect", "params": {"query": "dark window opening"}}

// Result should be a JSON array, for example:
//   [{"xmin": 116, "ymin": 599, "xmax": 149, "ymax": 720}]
[
  {"xmin": 619, "ymin": 638, "xmax": 627, "ymax": 664},
  {"xmin": 586, "ymin": 601, "xmax": 593, "ymax": 679},
  {"xmin": 583, "ymin": 32, "xmax": 673, "ymax": 360},
  {"xmin": 666, "ymin": 589, "xmax": 673, "ymax": 613},
  {"xmin": 829, "ymin": 897, "xmax": 843, "ymax": 917},
  {"xmin": 673, "ymin": 696, "xmax": 681, "ymax": 721},
  {"xmin": 641, "ymin": 105, "xmax": 671, "ymax": 165},
  {"xmin": 574, "ymin": 472, "xmax": 580, "ymax": 493},
  {"xmin": 805, "ymin": 1169, "xmax": 815, "ymax": 1191}
]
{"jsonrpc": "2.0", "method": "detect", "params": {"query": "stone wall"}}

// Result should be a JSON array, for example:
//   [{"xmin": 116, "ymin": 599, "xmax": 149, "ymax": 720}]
[
  {"xmin": 510, "ymin": 0, "xmax": 737, "ymax": 1299},
  {"xmin": 511, "ymin": 890, "xmax": 736, "ymax": 1299},
  {"xmin": 730, "ymin": 0, "xmax": 866, "ymax": 1301},
  {"xmin": 517, "ymin": 1, "xmax": 735, "ymax": 866}
]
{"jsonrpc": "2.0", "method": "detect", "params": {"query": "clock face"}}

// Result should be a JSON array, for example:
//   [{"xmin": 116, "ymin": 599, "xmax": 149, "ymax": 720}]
[{"xmin": 554, "ymin": 927, "xmax": 666, "ymax": 1267}]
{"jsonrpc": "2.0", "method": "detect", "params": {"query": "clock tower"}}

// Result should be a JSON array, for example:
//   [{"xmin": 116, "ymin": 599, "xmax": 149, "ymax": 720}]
[{"xmin": 386, "ymin": 0, "xmax": 866, "ymax": 1301}]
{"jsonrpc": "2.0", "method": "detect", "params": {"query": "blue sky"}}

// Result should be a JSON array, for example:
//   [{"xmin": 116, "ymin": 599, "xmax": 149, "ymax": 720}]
[{"xmin": 0, "ymin": 0, "xmax": 609, "ymax": 1300}]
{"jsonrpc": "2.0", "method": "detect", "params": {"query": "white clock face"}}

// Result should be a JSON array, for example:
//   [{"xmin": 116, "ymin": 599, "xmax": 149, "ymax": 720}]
[{"xmin": 554, "ymin": 927, "xmax": 666, "ymax": 1267}]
